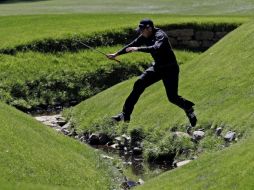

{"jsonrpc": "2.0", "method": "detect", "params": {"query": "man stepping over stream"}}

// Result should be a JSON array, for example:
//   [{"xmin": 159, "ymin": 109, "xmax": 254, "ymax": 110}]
[{"xmin": 107, "ymin": 19, "xmax": 197, "ymax": 127}]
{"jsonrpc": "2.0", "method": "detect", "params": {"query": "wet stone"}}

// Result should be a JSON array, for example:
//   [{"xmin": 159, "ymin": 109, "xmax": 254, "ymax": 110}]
[
  {"xmin": 34, "ymin": 114, "xmax": 67, "ymax": 128},
  {"xmin": 61, "ymin": 129, "xmax": 70, "ymax": 135},
  {"xmin": 133, "ymin": 147, "xmax": 142, "ymax": 155},
  {"xmin": 173, "ymin": 131, "xmax": 190, "ymax": 138},
  {"xmin": 224, "ymin": 131, "xmax": 236, "ymax": 142},
  {"xmin": 61, "ymin": 122, "xmax": 71, "ymax": 130},
  {"xmin": 78, "ymin": 132, "xmax": 89, "ymax": 140},
  {"xmin": 44, "ymin": 121, "xmax": 58, "ymax": 128},
  {"xmin": 110, "ymin": 143, "xmax": 119, "ymax": 149},
  {"xmin": 137, "ymin": 179, "xmax": 145, "ymax": 185},
  {"xmin": 67, "ymin": 129, "xmax": 77, "ymax": 137},
  {"xmin": 56, "ymin": 120, "xmax": 67, "ymax": 127},
  {"xmin": 98, "ymin": 133, "xmax": 111, "ymax": 145},
  {"xmin": 101, "ymin": 154, "xmax": 114, "ymax": 160},
  {"xmin": 148, "ymin": 152, "xmax": 176, "ymax": 165},
  {"xmin": 215, "ymin": 127, "xmax": 223, "ymax": 136},
  {"xmin": 115, "ymin": 136, "xmax": 122, "ymax": 142},
  {"xmin": 123, "ymin": 161, "xmax": 132, "ymax": 166},
  {"xmin": 192, "ymin": 130, "xmax": 205, "ymax": 141},
  {"xmin": 176, "ymin": 160, "xmax": 192, "ymax": 167},
  {"xmin": 88, "ymin": 133, "xmax": 100, "ymax": 145},
  {"xmin": 122, "ymin": 134, "xmax": 131, "ymax": 141},
  {"xmin": 133, "ymin": 157, "xmax": 143, "ymax": 162}
]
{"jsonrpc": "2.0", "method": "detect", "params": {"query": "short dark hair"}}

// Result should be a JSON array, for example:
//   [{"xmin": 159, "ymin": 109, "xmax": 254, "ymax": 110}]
[{"xmin": 136, "ymin": 19, "xmax": 154, "ymax": 32}]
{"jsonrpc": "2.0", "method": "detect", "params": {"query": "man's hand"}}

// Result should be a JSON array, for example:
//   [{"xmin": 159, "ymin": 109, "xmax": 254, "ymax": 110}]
[
  {"xmin": 126, "ymin": 47, "xmax": 139, "ymax": 52},
  {"xmin": 106, "ymin": 53, "xmax": 121, "ymax": 63},
  {"xmin": 107, "ymin": 53, "xmax": 118, "ymax": 60}
]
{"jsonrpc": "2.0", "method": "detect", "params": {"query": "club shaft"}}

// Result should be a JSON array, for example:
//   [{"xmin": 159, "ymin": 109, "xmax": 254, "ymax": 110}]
[
  {"xmin": 78, "ymin": 41, "xmax": 107, "ymax": 56},
  {"xmin": 77, "ymin": 41, "xmax": 121, "ymax": 63}
]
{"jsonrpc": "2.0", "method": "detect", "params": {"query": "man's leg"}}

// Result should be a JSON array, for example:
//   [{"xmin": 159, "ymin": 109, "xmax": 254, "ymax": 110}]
[
  {"xmin": 112, "ymin": 67, "xmax": 161, "ymax": 122},
  {"xmin": 162, "ymin": 65, "xmax": 197, "ymax": 126}
]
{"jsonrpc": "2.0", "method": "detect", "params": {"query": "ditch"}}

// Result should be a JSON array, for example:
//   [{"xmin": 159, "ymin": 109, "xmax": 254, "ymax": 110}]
[{"xmin": 35, "ymin": 114, "xmax": 240, "ymax": 189}]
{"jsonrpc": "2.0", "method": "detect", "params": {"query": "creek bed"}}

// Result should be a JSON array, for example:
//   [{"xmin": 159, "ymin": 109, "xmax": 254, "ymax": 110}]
[
  {"xmin": 35, "ymin": 114, "xmax": 240, "ymax": 189},
  {"xmin": 34, "ymin": 114, "xmax": 181, "ymax": 189}
]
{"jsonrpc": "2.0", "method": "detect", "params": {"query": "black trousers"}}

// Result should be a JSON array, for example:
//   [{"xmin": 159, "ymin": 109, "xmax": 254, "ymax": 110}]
[{"xmin": 122, "ymin": 64, "xmax": 194, "ymax": 116}]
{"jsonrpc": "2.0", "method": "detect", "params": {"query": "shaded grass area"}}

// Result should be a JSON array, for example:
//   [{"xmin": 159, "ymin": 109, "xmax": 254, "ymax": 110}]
[
  {"xmin": 64, "ymin": 21, "xmax": 254, "ymax": 189},
  {"xmin": 0, "ymin": 0, "xmax": 254, "ymax": 15},
  {"xmin": 0, "ymin": 102, "xmax": 117, "ymax": 190},
  {"xmin": 0, "ymin": 46, "xmax": 199, "ymax": 112}
]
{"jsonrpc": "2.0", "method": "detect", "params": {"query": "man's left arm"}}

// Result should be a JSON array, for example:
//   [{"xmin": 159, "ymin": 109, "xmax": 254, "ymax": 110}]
[{"xmin": 137, "ymin": 33, "xmax": 165, "ymax": 53}]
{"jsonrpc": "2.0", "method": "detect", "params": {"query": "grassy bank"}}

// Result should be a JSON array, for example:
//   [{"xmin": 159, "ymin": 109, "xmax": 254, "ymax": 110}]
[
  {"xmin": 136, "ymin": 133, "xmax": 254, "ymax": 190},
  {"xmin": 0, "ymin": 102, "xmax": 117, "ymax": 189}
]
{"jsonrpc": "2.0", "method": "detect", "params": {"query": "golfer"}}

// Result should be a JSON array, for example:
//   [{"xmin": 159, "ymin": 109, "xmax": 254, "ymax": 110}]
[{"xmin": 107, "ymin": 19, "xmax": 197, "ymax": 127}]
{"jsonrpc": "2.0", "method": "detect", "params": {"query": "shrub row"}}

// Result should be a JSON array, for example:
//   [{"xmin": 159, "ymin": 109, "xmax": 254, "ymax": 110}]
[
  {"xmin": 0, "ymin": 23, "xmax": 240, "ymax": 54},
  {"xmin": 0, "ymin": 29, "xmax": 136, "ymax": 55},
  {"xmin": 0, "ymin": 62, "xmax": 146, "ymax": 113},
  {"xmin": 0, "ymin": 47, "xmax": 197, "ymax": 114}
]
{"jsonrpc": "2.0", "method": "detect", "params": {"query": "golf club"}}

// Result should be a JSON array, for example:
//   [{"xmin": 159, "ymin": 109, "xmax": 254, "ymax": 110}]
[{"xmin": 76, "ymin": 40, "xmax": 121, "ymax": 63}]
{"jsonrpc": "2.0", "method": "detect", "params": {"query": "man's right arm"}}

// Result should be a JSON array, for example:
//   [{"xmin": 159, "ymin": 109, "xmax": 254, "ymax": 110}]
[
  {"xmin": 107, "ymin": 35, "xmax": 143, "ymax": 60},
  {"xmin": 116, "ymin": 35, "xmax": 143, "ymax": 55}
]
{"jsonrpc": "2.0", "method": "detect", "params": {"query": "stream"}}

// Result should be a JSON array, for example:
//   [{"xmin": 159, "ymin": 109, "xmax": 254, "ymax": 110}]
[{"xmin": 34, "ymin": 113, "xmax": 239, "ymax": 189}]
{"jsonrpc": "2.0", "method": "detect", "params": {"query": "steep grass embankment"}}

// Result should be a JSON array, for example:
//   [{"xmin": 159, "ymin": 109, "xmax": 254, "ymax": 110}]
[
  {"xmin": 0, "ymin": 102, "xmax": 117, "ymax": 190},
  {"xmin": 65, "ymin": 21, "xmax": 254, "ymax": 189}
]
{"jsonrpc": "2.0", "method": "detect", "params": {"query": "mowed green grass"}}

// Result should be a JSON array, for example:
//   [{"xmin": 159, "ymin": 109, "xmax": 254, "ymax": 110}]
[
  {"xmin": 0, "ymin": 102, "xmax": 116, "ymax": 190},
  {"xmin": 0, "ymin": 14, "xmax": 250, "ymax": 50},
  {"xmin": 0, "ymin": 0, "xmax": 254, "ymax": 15},
  {"xmin": 66, "ymin": 21, "xmax": 254, "ymax": 189}
]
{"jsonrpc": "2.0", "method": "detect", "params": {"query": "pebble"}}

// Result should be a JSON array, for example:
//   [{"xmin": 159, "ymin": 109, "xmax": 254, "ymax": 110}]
[
  {"xmin": 101, "ymin": 155, "xmax": 114, "ymax": 160},
  {"xmin": 176, "ymin": 160, "xmax": 192, "ymax": 167},
  {"xmin": 224, "ymin": 131, "xmax": 236, "ymax": 142},
  {"xmin": 193, "ymin": 131, "xmax": 205, "ymax": 140}
]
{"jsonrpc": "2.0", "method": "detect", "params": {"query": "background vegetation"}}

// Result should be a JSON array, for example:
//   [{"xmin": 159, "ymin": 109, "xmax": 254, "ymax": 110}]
[{"xmin": 0, "ymin": 0, "xmax": 254, "ymax": 15}]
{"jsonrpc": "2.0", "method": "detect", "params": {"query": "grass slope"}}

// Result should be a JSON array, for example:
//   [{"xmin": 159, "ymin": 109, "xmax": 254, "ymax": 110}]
[
  {"xmin": 67, "ymin": 21, "xmax": 254, "ymax": 189},
  {"xmin": 0, "ymin": 0, "xmax": 254, "ymax": 15},
  {"xmin": 0, "ymin": 102, "xmax": 115, "ymax": 190},
  {"xmin": 137, "ymin": 134, "xmax": 254, "ymax": 190}
]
